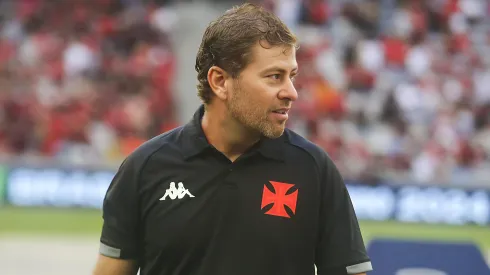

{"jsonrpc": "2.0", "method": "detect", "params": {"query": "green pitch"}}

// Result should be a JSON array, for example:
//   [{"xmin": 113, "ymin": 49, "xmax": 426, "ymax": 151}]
[{"xmin": 1, "ymin": 206, "xmax": 489, "ymax": 254}]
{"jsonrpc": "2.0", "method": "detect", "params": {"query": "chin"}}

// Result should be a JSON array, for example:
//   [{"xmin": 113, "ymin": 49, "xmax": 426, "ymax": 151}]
[{"xmin": 261, "ymin": 127, "xmax": 285, "ymax": 139}]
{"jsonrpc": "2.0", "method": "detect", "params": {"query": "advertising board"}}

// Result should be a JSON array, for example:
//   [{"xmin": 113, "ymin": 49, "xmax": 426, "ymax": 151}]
[
  {"xmin": 347, "ymin": 183, "xmax": 490, "ymax": 226},
  {"xmin": 367, "ymin": 239, "xmax": 490, "ymax": 275},
  {"xmin": 5, "ymin": 167, "xmax": 114, "ymax": 209},
  {"xmin": 3, "ymin": 166, "xmax": 490, "ymax": 226},
  {"xmin": 0, "ymin": 165, "xmax": 6, "ymax": 205}
]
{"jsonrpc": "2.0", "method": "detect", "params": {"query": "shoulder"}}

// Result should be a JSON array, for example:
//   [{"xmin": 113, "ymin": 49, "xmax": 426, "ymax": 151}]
[
  {"xmin": 282, "ymin": 128, "xmax": 341, "ymax": 183},
  {"xmin": 121, "ymin": 126, "xmax": 185, "ymax": 171},
  {"xmin": 283, "ymin": 128, "xmax": 331, "ymax": 168}
]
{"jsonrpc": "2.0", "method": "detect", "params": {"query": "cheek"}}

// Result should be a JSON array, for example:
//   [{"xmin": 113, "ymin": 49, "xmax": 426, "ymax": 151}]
[
  {"xmin": 248, "ymin": 82, "xmax": 275, "ymax": 103},
  {"xmin": 235, "ymin": 77, "xmax": 275, "ymax": 110}
]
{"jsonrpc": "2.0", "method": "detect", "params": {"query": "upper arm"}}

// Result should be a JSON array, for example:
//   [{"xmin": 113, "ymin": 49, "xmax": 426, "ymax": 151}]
[
  {"xmin": 93, "ymin": 254, "xmax": 138, "ymax": 275},
  {"xmin": 99, "ymin": 155, "xmax": 143, "ymax": 261},
  {"xmin": 315, "ymin": 155, "xmax": 372, "ymax": 275}
]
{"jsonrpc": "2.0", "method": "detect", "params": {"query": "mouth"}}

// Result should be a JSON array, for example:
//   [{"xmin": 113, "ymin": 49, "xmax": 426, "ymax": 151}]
[
  {"xmin": 272, "ymin": 108, "xmax": 290, "ymax": 115},
  {"xmin": 271, "ymin": 108, "xmax": 290, "ymax": 121}
]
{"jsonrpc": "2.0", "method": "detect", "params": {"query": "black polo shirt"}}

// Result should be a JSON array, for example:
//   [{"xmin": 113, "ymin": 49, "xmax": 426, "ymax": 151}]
[{"xmin": 99, "ymin": 105, "xmax": 372, "ymax": 275}]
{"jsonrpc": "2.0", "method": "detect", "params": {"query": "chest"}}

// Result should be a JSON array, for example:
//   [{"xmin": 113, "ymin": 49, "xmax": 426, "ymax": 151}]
[{"xmin": 139, "ymin": 159, "xmax": 321, "ymax": 254}]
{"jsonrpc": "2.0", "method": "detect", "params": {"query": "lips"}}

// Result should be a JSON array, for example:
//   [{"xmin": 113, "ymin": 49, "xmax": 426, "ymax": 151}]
[{"xmin": 272, "ymin": 108, "xmax": 290, "ymax": 115}]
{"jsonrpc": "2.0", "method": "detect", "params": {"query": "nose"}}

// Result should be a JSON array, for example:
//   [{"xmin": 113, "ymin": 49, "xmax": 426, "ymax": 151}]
[{"xmin": 278, "ymin": 80, "xmax": 298, "ymax": 102}]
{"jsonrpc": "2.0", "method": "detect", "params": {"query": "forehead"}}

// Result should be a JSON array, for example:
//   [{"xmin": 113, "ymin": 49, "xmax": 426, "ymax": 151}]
[{"xmin": 246, "ymin": 41, "xmax": 297, "ymax": 72}]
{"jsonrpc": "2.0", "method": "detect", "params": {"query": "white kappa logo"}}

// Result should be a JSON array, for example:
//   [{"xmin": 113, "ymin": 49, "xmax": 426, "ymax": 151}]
[{"xmin": 160, "ymin": 182, "xmax": 195, "ymax": 200}]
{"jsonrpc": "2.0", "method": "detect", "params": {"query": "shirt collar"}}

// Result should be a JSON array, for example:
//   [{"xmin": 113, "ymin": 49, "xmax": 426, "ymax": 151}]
[
  {"xmin": 254, "ymin": 136, "xmax": 286, "ymax": 162},
  {"xmin": 182, "ymin": 105, "xmax": 286, "ymax": 162},
  {"xmin": 181, "ymin": 105, "xmax": 211, "ymax": 160}
]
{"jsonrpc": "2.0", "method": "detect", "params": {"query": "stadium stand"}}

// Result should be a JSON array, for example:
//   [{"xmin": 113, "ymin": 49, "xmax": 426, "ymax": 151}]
[
  {"xmin": 1, "ymin": 0, "xmax": 489, "ymax": 186},
  {"xmin": 0, "ymin": 0, "xmax": 179, "ymax": 163},
  {"xmin": 266, "ymin": 0, "xmax": 490, "ymax": 185}
]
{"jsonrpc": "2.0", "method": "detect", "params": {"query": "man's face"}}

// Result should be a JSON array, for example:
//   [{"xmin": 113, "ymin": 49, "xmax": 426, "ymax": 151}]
[{"xmin": 226, "ymin": 42, "xmax": 299, "ymax": 139}]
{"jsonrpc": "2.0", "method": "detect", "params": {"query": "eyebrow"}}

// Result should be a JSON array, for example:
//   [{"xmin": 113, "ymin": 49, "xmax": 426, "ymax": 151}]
[{"xmin": 261, "ymin": 66, "xmax": 299, "ymax": 74}]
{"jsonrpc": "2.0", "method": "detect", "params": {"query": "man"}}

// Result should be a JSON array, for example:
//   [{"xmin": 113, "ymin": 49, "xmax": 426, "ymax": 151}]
[{"xmin": 93, "ymin": 3, "xmax": 372, "ymax": 275}]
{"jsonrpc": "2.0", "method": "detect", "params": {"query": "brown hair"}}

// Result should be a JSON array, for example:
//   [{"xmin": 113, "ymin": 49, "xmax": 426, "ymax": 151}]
[{"xmin": 195, "ymin": 3, "xmax": 298, "ymax": 104}]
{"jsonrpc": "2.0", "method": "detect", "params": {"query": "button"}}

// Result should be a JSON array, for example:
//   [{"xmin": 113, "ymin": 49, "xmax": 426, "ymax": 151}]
[
  {"xmin": 223, "ymin": 181, "xmax": 237, "ymax": 187},
  {"xmin": 229, "ymin": 168, "xmax": 233, "ymax": 172}
]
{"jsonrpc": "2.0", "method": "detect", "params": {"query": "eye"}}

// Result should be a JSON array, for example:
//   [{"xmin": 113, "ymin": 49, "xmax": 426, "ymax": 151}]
[{"xmin": 268, "ymin": 74, "xmax": 281, "ymax": 80}]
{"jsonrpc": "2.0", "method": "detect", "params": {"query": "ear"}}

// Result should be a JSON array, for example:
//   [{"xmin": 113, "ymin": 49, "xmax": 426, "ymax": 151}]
[{"xmin": 207, "ymin": 66, "xmax": 231, "ymax": 101}]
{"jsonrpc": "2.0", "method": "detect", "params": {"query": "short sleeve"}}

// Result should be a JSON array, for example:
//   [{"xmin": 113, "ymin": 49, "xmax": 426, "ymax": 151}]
[
  {"xmin": 315, "ymin": 156, "xmax": 372, "ymax": 275},
  {"xmin": 99, "ymin": 156, "xmax": 142, "ymax": 260}
]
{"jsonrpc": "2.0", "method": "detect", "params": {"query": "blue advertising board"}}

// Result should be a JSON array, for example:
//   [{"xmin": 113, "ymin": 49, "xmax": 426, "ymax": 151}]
[
  {"xmin": 347, "ymin": 183, "xmax": 490, "ymax": 226},
  {"xmin": 367, "ymin": 239, "xmax": 490, "ymax": 275},
  {"xmin": 2, "ymin": 166, "xmax": 490, "ymax": 227},
  {"xmin": 5, "ymin": 167, "xmax": 114, "ymax": 209}
]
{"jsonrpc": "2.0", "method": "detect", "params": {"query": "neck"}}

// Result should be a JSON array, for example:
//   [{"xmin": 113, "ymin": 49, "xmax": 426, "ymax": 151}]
[{"xmin": 201, "ymin": 104, "xmax": 260, "ymax": 161}]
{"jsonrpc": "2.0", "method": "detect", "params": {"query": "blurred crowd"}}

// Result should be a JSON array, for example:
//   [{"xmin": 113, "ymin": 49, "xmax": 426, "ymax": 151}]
[
  {"xmin": 1, "ymin": 0, "xmax": 490, "ymax": 185},
  {"xmin": 267, "ymin": 0, "xmax": 490, "ymax": 184},
  {"xmin": 0, "ymin": 0, "xmax": 179, "ymax": 164}
]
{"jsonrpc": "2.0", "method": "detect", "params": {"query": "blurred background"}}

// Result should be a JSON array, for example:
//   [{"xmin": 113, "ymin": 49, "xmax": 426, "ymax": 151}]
[{"xmin": 0, "ymin": 0, "xmax": 489, "ymax": 274}]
